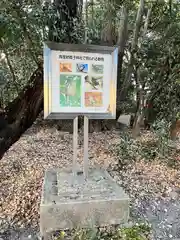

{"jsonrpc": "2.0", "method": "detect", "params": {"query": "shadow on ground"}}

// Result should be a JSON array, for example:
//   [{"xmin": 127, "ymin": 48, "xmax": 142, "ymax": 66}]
[{"xmin": 0, "ymin": 226, "xmax": 40, "ymax": 240}]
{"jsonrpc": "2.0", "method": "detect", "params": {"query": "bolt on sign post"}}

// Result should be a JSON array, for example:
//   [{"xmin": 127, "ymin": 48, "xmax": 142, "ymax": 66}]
[{"xmin": 44, "ymin": 42, "xmax": 118, "ymax": 182}]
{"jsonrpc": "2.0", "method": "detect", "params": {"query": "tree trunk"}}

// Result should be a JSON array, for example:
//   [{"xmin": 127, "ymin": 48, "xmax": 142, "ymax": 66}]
[
  {"xmin": 132, "ymin": 86, "xmax": 144, "ymax": 138},
  {"xmin": 130, "ymin": 4, "xmax": 152, "ymax": 134},
  {"xmin": 85, "ymin": 5, "xmax": 128, "ymax": 131},
  {"xmin": 49, "ymin": 0, "xmax": 81, "ymax": 43},
  {"xmin": 101, "ymin": 1, "xmax": 116, "ymax": 45},
  {"xmin": 170, "ymin": 119, "xmax": 180, "ymax": 140},
  {"xmin": 116, "ymin": 6, "xmax": 128, "ymax": 119},
  {"xmin": 120, "ymin": 0, "xmax": 145, "ymax": 101},
  {"xmin": 0, "ymin": 67, "xmax": 43, "ymax": 159},
  {"xmin": 101, "ymin": 5, "xmax": 128, "ymax": 120}
]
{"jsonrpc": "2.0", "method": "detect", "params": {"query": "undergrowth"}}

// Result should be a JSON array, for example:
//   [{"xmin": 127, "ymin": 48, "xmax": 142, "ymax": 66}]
[
  {"xmin": 110, "ymin": 120, "xmax": 180, "ymax": 169},
  {"xmin": 54, "ymin": 223, "xmax": 151, "ymax": 240}
]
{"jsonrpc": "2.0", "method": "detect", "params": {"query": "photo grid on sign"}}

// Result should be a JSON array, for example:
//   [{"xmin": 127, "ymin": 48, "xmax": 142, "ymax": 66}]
[
  {"xmin": 84, "ymin": 64, "xmax": 104, "ymax": 107},
  {"xmin": 59, "ymin": 57, "xmax": 104, "ymax": 108}
]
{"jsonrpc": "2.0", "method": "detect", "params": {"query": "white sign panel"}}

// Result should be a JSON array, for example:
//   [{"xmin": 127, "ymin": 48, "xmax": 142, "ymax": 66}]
[{"xmin": 44, "ymin": 42, "xmax": 118, "ymax": 119}]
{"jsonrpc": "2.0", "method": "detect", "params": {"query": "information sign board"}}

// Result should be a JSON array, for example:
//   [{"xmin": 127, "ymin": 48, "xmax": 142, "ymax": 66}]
[{"xmin": 44, "ymin": 42, "xmax": 118, "ymax": 119}]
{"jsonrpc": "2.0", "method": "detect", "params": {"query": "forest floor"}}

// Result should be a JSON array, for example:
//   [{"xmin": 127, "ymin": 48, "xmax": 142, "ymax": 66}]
[{"xmin": 0, "ymin": 118, "xmax": 180, "ymax": 240}]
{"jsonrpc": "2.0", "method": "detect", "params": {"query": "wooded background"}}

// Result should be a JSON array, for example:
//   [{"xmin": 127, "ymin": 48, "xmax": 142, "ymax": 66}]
[{"xmin": 0, "ymin": 0, "xmax": 180, "ymax": 158}]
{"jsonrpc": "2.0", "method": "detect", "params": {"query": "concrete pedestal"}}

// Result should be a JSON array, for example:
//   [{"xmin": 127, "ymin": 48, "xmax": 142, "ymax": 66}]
[{"xmin": 40, "ymin": 167, "xmax": 129, "ymax": 238}]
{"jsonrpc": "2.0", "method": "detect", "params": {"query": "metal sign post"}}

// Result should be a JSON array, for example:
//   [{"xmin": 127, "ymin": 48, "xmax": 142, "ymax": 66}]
[
  {"xmin": 72, "ymin": 115, "xmax": 89, "ymax": 183},
  {"xmin": 83, "ymin": 116, "xmax": 89, "ymax": 180},
  {"xmin": 73, "ymin": 116, "xmax": 78, "ymax": 182}
]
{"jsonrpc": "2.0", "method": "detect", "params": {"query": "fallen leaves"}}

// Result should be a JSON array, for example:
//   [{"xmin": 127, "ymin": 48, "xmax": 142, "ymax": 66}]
[
  {"xmin": 0, "ymin": 119, "xmax": 179, "ymax": 239},
  {"xmin": 0, "ymin": 122, "xmax": 118, "ymax": 230}
]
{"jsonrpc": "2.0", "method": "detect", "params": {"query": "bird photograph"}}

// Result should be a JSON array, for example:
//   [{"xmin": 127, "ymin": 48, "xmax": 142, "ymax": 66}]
[
  {"xmin": 92, "ymin": 64, "xmax": 104, "ymax": 74},
  {"xmin": 60, "ymin": 75, "xmax": 81, "ymax": 107},
  {"xmin": 85, "ymin": 75, "xmax": 103, "ymax": 91},
  {"xmin": 76, "ymin": 63, "xmax": 88, "ymax": 73}
]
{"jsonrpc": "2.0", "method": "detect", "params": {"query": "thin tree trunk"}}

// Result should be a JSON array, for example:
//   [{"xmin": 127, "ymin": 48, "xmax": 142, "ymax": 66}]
[
  {"xmin": 131, "ymin": 4, "xmax": 152, "ymax": 135},
  {"xmin": 100, "ymin": 4, "xmax": 128, "ymax": 121},
  {"xmin": 101, "ymin": 1, "xmax": 115, "ymax": 45},
  {"xmin": 120, "ymin": 0, "xmax": 145, "ymax": 101},
  {"xmin": 132, "ymin": 67, "xmax": 145, "ymax": 137},
  {"xmin": 170, "ymin": 119, "xmax": 180, "ymax": 140},
  {"xmin": 133, "ymin": 5, "xmax": 152, "ymax": 132},
  {"xmin": 84, "ymin": 0, "xmax": 88, "ymax": 43},
  {"xmin": 50, "ymin": 0, "xmax": 80, "ymax": 43},
  {"xmin": 116, "ymin": 6, "xmax": 128, "ymax": 119},
  {"xmin": 132, "ymin": 90, "xmax": 144, "ymax": 138}
]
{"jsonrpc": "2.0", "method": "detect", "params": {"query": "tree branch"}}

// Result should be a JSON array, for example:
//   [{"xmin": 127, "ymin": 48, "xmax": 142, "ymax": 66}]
[
  {"xmin": 84, "ymin": 0, "xmax": 88, "ymax": 43},
  {"xmin": 0, "ymin": 39, "xmax": 19, "ymax": 94},
  {"xmin": 13, "ymin": 7, "xmax": 39, "ymax": 66}
]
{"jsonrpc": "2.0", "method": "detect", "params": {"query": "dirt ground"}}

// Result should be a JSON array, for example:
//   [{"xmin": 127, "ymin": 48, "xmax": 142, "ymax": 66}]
[{"xmin": 0, "ymin": 120, "xmax": 180, "ymax": 240}]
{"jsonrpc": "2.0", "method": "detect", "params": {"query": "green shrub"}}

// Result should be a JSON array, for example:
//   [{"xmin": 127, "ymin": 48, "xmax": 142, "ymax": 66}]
[
  {"xmin": 55, "ymin": 224, "xmax": 151, "ymax": 239},
  {"xmin": 110, "ymin": 121, "xmax": 177, "ymax": 167}
]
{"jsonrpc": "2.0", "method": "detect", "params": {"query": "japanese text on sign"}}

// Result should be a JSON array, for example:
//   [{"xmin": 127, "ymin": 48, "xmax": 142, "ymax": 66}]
[{"xmin": 59, "ymin": 55, "xmax": 104, "ymax": 61}]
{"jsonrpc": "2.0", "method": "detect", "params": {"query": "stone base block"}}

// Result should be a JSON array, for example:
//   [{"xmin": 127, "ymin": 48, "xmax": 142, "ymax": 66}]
[{"xmin": 40, "ymin": 167, "xmax": 129, "ymax": 237}]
